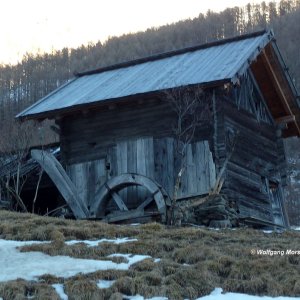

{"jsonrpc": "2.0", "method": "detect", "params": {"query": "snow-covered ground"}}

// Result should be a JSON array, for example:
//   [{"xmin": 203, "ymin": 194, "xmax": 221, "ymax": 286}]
[
  {"xmin": 0, "ymin": 239, "xmax": 299, "ymax": 300},
  {"xmin": 0, "ymin": 239, "xmax": 150, "ymax": 282}
]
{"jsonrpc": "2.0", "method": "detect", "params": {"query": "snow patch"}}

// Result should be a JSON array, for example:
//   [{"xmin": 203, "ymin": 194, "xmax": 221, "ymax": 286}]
[
  {"xmin": 0, "ymin": 239, "xmax": 150, "ymax": 282},
  {"xmin": 108, "ymin": 253, "xmax": 152, "ymax": 265},
  {"xmin": 97, "ymin": 280, "xmax": 115, "ymax": 289},
  {"xmin": 291, "ymin": 226, "xmax": 300, "ymax": 231},
  {"xmin": 125, "ymin": 288, "xmax": 300, "ymax": 300},
  {"xmin": 124, "ymin": 296, "xmax": 168, "ymax": 300},
  {"xmin": 52, "ymin": 284, "xmax": 68, "ymax": 300},
  {"xmin": 262, "ymin": 230, "xmax": 274, "ymax": 234},
  {"xmin": 65, "ymin": 237, "xmax": 137, "ymax": 247},
  {"xmin": 195, "ymin": 287, "xmax": 300, "ymax": 299}
]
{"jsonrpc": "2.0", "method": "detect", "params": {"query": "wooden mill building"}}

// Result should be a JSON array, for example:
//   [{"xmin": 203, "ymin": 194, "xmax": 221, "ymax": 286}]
[{"xmin": 17, "ymin": 30, "xmax": 300, "ymax": 227}]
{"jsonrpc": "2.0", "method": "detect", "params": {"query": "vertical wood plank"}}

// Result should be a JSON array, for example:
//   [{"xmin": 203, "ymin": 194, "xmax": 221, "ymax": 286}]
[
  {"xmin": 207, "ymin": 141, "xmax": 216, "ymax": 190},
  {"xmin": 67, "ymin": 162, "xmax": 87, "ymax": 207},
  {"xmin": 107, "ymin": 146, "xmax": 117, "ymax": 179},
  {"xmin": 87, "ymin": 161, "xmax": 95, "ymax": 209},
  {"xmin": 117, "ymin": 141, "xmax": 128, "ymax": 175},
  {"xmin": 93, "ymin": 159, "xmax": 106, "ymax": 209},
  {"xmin": 154, "ymin": 138, "xmax": 164, "ymax": 189},
  {"xmin": 68, "ymin": 158, "xmax": 108, "ymax": 210},
  {"xmin": 166, "ymin": 137, "xmax": 175, "ymax": 198},
  {"xmin": 203, "ymin": 141, "xmax": 209, "ymax": 193},
  {"xmin": 145, "ymin": 137, "xmax": 154, "ymax": 179},
  {"xmin": 137, "ymin": 137, "xmax": 156, "ymax": 202},
  {"xmin": 186, "ymin": 143, "xmax": 197, "ymax": 195},
  {"xmin": 127, "ymin": 139, "xmax": 138, "ymax": 207},
  {"xmin": 137, "ymin": 138, "xmax": 146, "ymax": 176},
  {"xmin": 195, "ymin": 142, "xmax": 204, "ymax": 194},
  {"xmin": 116, "ymin": 141, "xmax": 128, "ymax": 203}
]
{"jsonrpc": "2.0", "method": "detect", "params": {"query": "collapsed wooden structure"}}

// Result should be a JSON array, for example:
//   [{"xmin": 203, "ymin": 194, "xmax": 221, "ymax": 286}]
[
  {"xmin": 17, "ymin": 30, "xmax": 300, "ymax": 227},
  {"xmin": 0, "ymin": 145, "xmax": 62, "ymax": 214}
]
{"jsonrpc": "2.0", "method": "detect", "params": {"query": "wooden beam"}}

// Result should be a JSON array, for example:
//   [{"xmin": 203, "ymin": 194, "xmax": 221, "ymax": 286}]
[
  {"xmin": 137, "ymin": 195, "xmax": 154, "ymax": 211},
  {"xmin": 50, "ymin": 125, "xmax": 61, "ymax": 135},
  {"xmin": 111, "ymin": 192, "xmax": 128, "ymax": 211},
  {"xmin": 104, "ymin": 209, "xmax": 153, "ymax": 223},
  {"xmin": 261, "ymin": 49, "xmax": 300, "ymax": 135},
  {"xmin": 275, "ymin": 115, "xmax": 296, "ymax": 124},
  {"xmin": 31, "ymin": 149, "xmax": 89, "ymax": 219}
]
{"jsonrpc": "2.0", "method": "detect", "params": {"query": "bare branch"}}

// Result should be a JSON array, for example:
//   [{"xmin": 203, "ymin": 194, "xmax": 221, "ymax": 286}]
[
  {"xmin": 0, "ymin": 120, "xmax": 37, "ymax": 212},
  {"xmin": 32, "ymin": 169, "xmax": 43, "ymax": 213},
  {"xmin": 164, "ymin": 86, "xmax": 211, "ymax": 225}
]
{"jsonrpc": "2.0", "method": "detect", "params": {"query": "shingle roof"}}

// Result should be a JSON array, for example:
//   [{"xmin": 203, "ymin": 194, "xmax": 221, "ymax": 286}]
[{"xmin": 15, "ymin": 30, "xmax": 286, "ymax": 119}]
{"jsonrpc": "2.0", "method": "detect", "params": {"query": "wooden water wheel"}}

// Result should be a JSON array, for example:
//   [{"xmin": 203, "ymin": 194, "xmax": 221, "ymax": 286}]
[{"xmin": 89, "ymin": 173, "xmax": 170, "ymax": 223}]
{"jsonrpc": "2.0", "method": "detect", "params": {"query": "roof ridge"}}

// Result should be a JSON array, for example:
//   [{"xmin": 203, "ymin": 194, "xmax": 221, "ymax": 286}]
[{"xmin": 76, "ymin": 30, "xmax": 269, "ymax": 77}]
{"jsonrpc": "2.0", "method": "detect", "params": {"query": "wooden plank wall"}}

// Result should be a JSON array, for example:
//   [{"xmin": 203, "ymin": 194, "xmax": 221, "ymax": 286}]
[
  {"xmin": 220, "ymin": 97, "xmax": 286, "ymax": 223},
  {"xmin": 67, "ymin": 159, "xmax": 107, "ymax": 210},
  {"xmin": 177, "ymin": 141, "xmax": 216, "ymax": 198},
  {"xmin": 60, "ymin": 99, "xmax": 175, "ymax": 165},
  {"xmin": 61, "ymin": 89, "xmax": 286, "ymax": 224},
  {"xmin": 62, "ymin": 97, "xmax": 216, "ymax": 208},
  {"xmin": 66, "ymin": 137, "xmax": 216, "ymax": 208}
]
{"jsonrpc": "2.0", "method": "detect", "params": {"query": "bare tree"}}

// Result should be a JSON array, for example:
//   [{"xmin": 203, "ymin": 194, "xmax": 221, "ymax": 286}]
[
  {"xmin": 0, "ymin": 120, "xmax": 38, "ymax": 211},
  {"xmin": 165, "ymin": 86, "xmax": 211, "ymax": 225}
]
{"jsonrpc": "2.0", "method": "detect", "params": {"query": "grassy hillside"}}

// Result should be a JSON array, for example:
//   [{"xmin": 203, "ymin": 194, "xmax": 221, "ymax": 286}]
[{"xmin": 0, "ymin": 210, "xmax": 299, "ymax": 300}]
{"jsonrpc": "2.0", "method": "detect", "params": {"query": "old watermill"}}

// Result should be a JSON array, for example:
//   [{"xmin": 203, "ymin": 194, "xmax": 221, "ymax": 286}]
[{"xmin": 17, "ymin": 31, "xmax": 299, "ymax": 227}]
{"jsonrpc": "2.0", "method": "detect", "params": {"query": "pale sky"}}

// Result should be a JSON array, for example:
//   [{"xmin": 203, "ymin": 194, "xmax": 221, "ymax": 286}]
[{"xmin": 1, "ymin": 0, "xmax": 264, "ymax": 65}]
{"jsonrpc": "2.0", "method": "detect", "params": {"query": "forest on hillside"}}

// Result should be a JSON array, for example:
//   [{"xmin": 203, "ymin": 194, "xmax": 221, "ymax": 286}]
[
  {"xmin": 0, "ymin": 0, "xmax": 300, "ymax": 222},
  {"xmin": 1, "ymin": 0, "xmax": 300, "ymax": 125}
]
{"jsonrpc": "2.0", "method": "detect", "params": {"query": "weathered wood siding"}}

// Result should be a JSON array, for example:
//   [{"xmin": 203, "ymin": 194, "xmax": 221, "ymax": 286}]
[
  {"xmin": 60, "ymin": 86, "xmax": 287, "ymax": 225},
  {"xmin": 67, "ymin": 159, "xmax": 107, "ymax": 210},
  {"xmin": 217, "ymin": 92, "xmax": 287, "ymax": 225},
  {"xmin": 61, "ymin": 98, "xmax": 216, "ymax": 207},
  {"xmin": 60, "ymin": 98, "xmax": 213, "ymax": 164},
  {"xmin": 66, "ymin": 137, "xmax": 216, "ymax": 207},
  {"xmin": 60, "ymin": 99, "xmax": 175, "ymax": 165}
]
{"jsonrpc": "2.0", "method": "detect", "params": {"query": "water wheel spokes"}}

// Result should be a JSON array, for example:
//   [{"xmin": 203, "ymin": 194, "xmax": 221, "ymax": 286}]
[{"xmin": 89, "ymin": 173, "xmax": 169, "ymax": 223}]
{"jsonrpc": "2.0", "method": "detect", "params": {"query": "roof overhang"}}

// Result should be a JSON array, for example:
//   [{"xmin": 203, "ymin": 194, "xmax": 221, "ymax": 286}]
[
  {"xmin": 250, "ymin": 41, "xmax": 300, "ymax": 137},
  {"xmin": 17, "ymin": 80, "xmax": 228, "ymax": 122},
  {"xmin": 16, "ymin": 30, "xmax": 300, "ymax": 137}
]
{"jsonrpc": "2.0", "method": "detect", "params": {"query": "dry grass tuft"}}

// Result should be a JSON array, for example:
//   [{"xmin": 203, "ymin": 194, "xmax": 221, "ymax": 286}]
[
  {"xmin": 108, "ymin": 292, "xmax": 124, "ymax": 300},
  {"xmin": 112, "ymin": 276, "xmax": 135, "ymax": 295},
  {"xmin": 50, "ymin": 229, "xmax": 65, "ymax": 248},
  {"xmin": 0, "ymin": 280, "xmax": 60, "ymax": 300},
  {"xmin": 130, "ymin": 258, "xmax": 156, "ymax": 272},
  {"xmin": 64, "ymin": 279, "xmax": 105, "ymax": 300}
]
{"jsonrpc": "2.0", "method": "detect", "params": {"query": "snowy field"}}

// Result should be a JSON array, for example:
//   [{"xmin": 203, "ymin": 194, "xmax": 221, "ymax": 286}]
[{"xmin": 0, "ymin": 238, "xmax": 299, "ymax": 300}]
